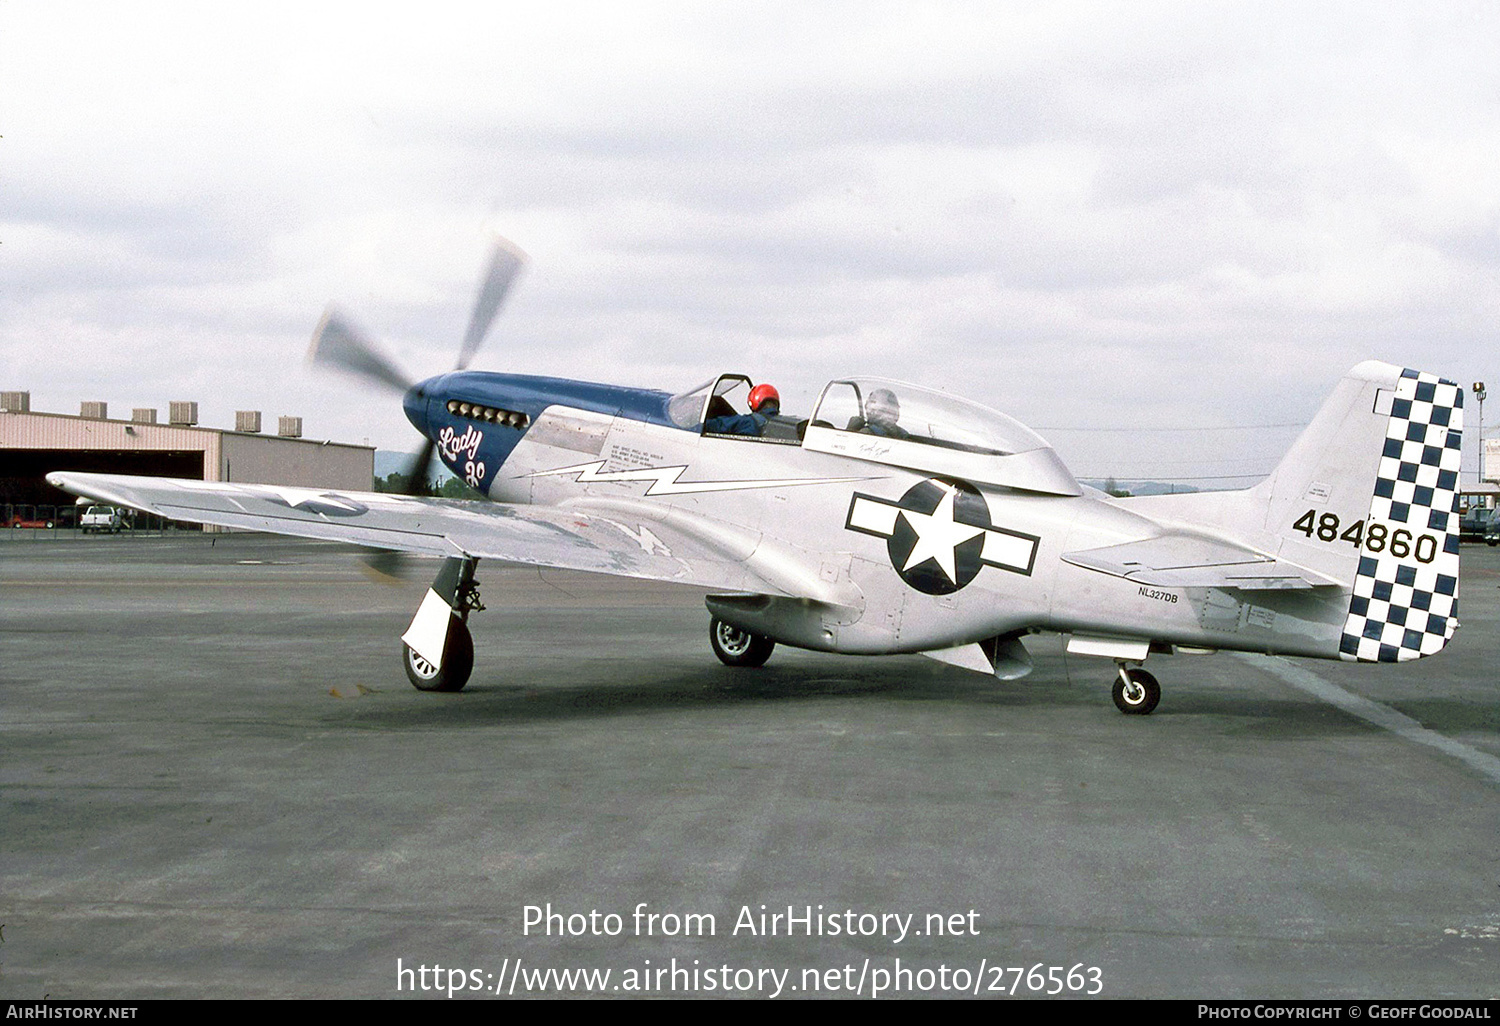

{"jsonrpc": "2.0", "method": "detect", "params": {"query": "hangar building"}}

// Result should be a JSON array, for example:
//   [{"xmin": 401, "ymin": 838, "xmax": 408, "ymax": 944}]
[{"xmin": 1, "ymin": 391, "xmax": 374, "ymax": 514}]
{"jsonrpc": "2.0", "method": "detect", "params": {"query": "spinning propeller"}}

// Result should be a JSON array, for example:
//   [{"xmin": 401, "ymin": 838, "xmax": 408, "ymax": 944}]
[{"xmin": 307, "ymin": 237, "xmax": 528, "ymax": 574}]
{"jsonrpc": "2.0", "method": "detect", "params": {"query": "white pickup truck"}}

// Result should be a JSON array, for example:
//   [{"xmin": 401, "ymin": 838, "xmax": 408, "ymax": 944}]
[{"xmin": 80, "ymin": 504, "xmax": 126, "ymax": 534}]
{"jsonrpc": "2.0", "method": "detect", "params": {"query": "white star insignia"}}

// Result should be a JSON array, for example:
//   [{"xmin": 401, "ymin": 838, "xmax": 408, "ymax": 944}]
[
  {"xmin": 259, "ymin": 487, "xmax": 364, "ymax": 513},
  {"xmin": 898, "ymin": 483, "xmax": 985, "ymax": 583},
  {"xmin": 845, "ymin": 482, "xmax": 1040, "ymax": 588}
]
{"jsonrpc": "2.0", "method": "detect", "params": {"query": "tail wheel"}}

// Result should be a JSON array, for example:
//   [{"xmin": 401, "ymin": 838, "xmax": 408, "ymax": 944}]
[
  {"xmin": 710, "ymin": 618, "xmax": 775, "ymax": 667},
  {"xmin": 404, "ymin": 618, "xmax": 474, "ymax": 692},
  {"xmin": 1112, "ymin": 667, "xmax": 1160, "ymax": 715}
]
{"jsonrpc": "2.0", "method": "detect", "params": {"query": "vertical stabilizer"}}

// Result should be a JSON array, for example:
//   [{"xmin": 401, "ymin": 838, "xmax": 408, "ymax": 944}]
[{"xmin": 1254, "ymin": 361, "xmax": 1463, "ymax": 662}]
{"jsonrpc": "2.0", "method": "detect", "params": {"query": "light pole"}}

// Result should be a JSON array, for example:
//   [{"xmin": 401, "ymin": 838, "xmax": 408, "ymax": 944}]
[{"xmin": 1474, "ymin": 382, "xmax": 1487, "ymax": 485}]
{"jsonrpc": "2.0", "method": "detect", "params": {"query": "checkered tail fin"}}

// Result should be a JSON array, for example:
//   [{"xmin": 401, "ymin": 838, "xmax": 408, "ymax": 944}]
[
  {"xmin": 1254, "ymin": 361, "xmax": 1463, "ymax": 663},
  {"xmin": 1341, "ymin": 368, "xmax": 1463, "ymax": 661}
]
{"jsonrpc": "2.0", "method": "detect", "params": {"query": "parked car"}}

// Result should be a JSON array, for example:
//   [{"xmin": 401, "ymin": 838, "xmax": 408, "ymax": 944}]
[
  {"xmin": 1459, "ymin": 507, "xmax": 1494, "ymax": 543},
  {"xmin": 80, "ymin": 504, "xmax": 126, "ymax": 534},
  {"xmin": 1486, "ymin": 517, "xmax": 1499, "ymax": 547}
]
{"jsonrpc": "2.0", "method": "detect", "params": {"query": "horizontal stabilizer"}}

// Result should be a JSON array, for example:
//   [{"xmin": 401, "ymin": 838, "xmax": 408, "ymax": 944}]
[{"xmin": 1062, "ymin": 534, "xmax": 1342, "ymax": 591}]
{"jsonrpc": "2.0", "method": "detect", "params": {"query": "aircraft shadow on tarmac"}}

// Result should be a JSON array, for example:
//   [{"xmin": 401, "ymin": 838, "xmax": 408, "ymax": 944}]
[{"xmin": 315, "ymin": 659, "xmax": 1468, "ymax": 738}]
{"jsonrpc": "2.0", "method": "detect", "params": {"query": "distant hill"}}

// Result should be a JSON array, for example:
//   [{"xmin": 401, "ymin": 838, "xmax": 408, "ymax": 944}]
[{"xmin": 374, "ymin": 449, "xmax": 456, "ymax": 483}]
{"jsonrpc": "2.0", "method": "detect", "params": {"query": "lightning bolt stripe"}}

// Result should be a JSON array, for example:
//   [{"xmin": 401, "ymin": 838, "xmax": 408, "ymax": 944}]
[{"xmin": 531, "ymin": 460, "xmax": 872, "ymax": 496}]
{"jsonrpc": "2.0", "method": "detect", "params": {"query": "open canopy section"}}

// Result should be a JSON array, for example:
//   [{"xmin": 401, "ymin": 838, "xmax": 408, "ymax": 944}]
[
  {"xmin": 804, "ymin": 378, "xmax": 1081, "ymax": 495},
  {"xmin": 666, "ymin": 374, "xmax": 802, "ymax": 443}
]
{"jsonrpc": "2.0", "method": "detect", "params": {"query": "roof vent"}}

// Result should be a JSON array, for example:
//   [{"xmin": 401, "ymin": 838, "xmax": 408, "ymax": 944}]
[
  {"xmin": 80, "ymin": 401, "xmax": 108, "ymax": 420},
  {"xmin": 278, "ymin": 416, "xmax": 303, "ymax": 438},
  {"xmin": 1, "ymin": 391, "xmax": 30, "ymax": 413},
  {"xmin": 133, "ymin": 408, "xmax": 157, "ymax": 424},
  {"xmin": 236, "ymin": 411, "xmax": 262, "ymax": 433},
  {"xmin": 169, "ymin": 401, "xmax": 198, "ymax": 426}
]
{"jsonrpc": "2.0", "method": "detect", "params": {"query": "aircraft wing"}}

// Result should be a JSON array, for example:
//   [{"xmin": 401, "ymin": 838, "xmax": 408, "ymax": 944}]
[
  {"xmin": 1061, "ymin": 533, "xmax": 1343, "ymax": 590},
  {"xmin": 46, "ymin": 472, "xmax": 851, "ymax": 603}
]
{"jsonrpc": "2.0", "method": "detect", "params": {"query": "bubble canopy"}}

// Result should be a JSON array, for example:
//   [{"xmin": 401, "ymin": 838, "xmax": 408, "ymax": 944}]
[
  {"xmin": 810, "ymin": 378, "xmax": 1051, "ymax": 455},
  {"xmin": 805, "ymin": 378, "xmax": 1081, "ymax": 496},
  {"xmin": 664, "ymin": 374, "xmax": 1081, "ymax": 495}
]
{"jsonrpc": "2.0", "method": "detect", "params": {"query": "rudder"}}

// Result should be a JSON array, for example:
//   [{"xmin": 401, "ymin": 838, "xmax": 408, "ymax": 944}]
[{"xmin": 1338, "ymin": 367, "xmax": 1463, "ymax": 661}]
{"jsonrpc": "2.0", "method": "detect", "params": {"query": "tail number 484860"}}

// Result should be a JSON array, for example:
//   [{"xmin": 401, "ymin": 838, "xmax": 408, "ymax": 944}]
[{"xmin": 1291, "ymin": 509, "xmax": 1439, "ymax": 564}]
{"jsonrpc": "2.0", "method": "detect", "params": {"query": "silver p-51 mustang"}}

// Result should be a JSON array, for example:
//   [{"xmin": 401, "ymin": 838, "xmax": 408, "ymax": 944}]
[{"xmin": 50, "ymin": 241, "xmax": 1465, "ymax": 713}]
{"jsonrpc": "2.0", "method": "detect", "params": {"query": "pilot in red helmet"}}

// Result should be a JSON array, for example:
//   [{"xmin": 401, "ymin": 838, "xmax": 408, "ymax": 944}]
[
  {"xmin": 706, "ymin": 383, "xmax": 780, "ymax": 436},
  {"xmin": 748, "ymin": 384, "xmax": 780, "ymax": 418}
]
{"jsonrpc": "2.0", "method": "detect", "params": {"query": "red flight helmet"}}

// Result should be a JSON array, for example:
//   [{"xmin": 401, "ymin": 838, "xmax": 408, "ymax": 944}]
[{"xmin": 748, "ymin": 383, "xmax": 780, "ymax": 413}]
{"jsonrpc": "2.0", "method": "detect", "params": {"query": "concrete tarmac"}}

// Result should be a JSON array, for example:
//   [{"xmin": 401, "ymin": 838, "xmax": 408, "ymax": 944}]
[{"xmin": 1, "ymin": 533, "xmax": 1497, "ymax": 999}]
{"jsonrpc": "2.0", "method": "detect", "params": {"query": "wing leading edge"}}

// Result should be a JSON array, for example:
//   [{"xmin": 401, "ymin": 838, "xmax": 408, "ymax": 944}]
[{"xmin": 45, "ymin": 472, "xmax": 857, "ymax": 606}]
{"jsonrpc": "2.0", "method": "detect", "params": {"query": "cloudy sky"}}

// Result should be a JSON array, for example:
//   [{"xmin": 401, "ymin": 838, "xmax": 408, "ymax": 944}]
[{"xmin": 3, "ymin": 1, "xmax": 1496, "ymax": 485}]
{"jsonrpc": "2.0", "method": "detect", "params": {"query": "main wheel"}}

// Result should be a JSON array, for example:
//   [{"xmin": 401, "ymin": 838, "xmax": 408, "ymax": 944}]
[
  {"xmin": 709, "ymin": 618, "xmax": 775, "ymax": 667},
  {"xmin": 1112, "ymin": 667, "xmax": 1160, "ymax": 715},
  {"xmin": 404, "ymin": 618, "xmax": 475, "ymax": 692}
]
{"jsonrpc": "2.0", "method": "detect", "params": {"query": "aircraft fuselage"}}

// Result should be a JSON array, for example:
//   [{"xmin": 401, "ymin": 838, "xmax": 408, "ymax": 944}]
[{"xmin": 407, "ymin": 370, "xmax": 1348, "ymax": 661}]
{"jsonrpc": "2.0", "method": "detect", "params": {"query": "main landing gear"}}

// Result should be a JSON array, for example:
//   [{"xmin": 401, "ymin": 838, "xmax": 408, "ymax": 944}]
[
  {"xmin": 1112, "ymin": 664, "xmax": 1160, "ymax": 715},
  {"xmin": 404, "ymin": 618, "xmax": 475, "ymax": 692},
  {"xmin": 401, "ymin": 556, "xmax": 484, "ymax": 691},
  {"xmin": 709, "ymin": 617, "xmax": 775, "ymax": 668}
]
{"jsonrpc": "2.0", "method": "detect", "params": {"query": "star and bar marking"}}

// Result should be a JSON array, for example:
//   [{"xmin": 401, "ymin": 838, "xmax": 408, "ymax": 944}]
[{"xmin": 846, "ymin": 478, "xmax": 1039, "ymax": 595}]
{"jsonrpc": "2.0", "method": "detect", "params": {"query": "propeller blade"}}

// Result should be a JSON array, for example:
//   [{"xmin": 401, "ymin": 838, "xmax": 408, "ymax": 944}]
[
  {"xmin": 360, "ymin": 437, "xmax": 440, "ymax": 578},
  {"xmin": 398, "ymin": 437, "xmax": 439, "ymax": 497},
  {"xmin": 455, "ymin": 237, "xmax": 528, "ymax": 371},
  {"xmin": 308, "ymin": 307, "xmax": 414, "ymax": 395},
  {"xmin": 311, "ymin": 236, "xmax": 528, "ymax": 582}
]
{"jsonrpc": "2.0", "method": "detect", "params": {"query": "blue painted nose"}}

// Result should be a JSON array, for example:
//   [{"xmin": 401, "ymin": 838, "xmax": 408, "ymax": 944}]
[{"xmin": 403, "ymin": 377, "xmax": 438, "ymax": 438}]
